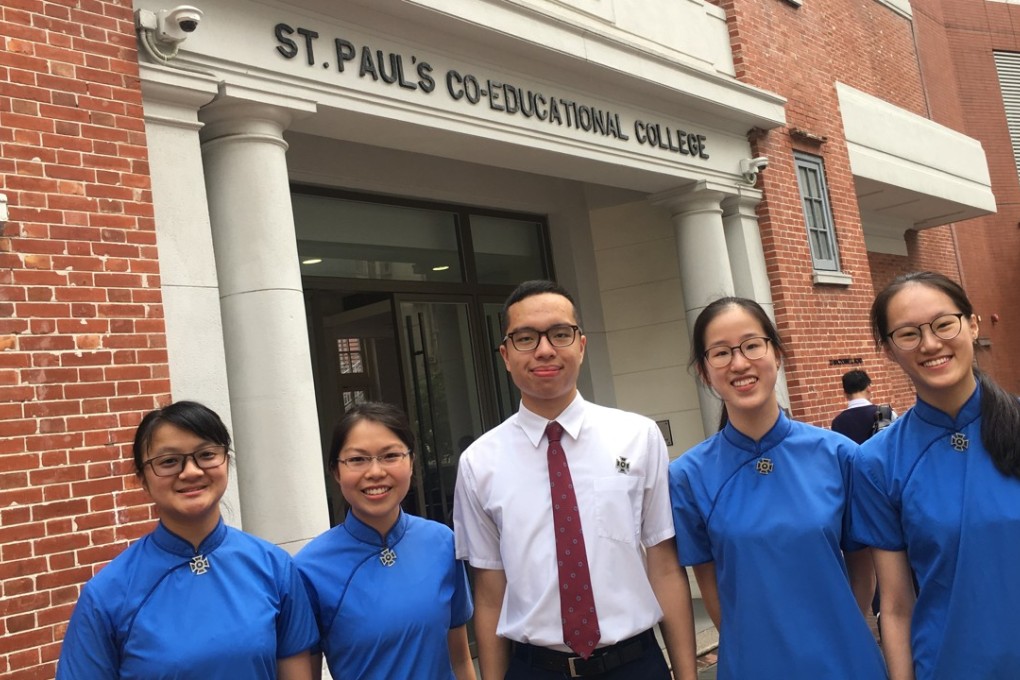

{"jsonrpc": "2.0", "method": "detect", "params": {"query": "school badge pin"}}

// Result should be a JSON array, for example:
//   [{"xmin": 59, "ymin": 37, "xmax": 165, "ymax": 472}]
[
  {"xmin": 615, "ymin": 456, "xmax": 630, "ymax": 474},
  {"xmin": 189, "ymin": 554, "xmax": 210, "ymax": 575},
  {"xmin": 756, "ymin": 458, "xmax": 774, "ymax": 475}
]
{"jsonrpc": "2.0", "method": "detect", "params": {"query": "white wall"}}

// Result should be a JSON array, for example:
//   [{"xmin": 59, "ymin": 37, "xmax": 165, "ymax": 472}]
[{"xmin": 588, "ymin": 200, "xmax": 706, "ymax": 459}]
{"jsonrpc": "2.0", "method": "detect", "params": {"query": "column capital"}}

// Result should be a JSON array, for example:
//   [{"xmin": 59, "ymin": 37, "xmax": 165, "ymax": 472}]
[
  {"xmin": 200, "ymin": 84, "xmax": 317, "ymax": 143},
  {"xmin": 650, "ymin": 180, "xmax": 732, "ymax": 215},
  {"xmin": 721, "ymin": 186, "xmax": 764, "ymax": 216},
  {"xmin": 140, "ymin": 63, "xmax": 219, "ymax": 131}
]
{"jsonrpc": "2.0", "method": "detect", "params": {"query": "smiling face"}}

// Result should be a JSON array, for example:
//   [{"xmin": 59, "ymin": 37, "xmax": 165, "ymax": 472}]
[
  {"xmin": 499, "ymin": 292, "xmax": 586, "ymax": 420},
  {"xmin": 140, "ymin": 422, "xmax": 228, "ymax": 544},
  {"xmin": 333, "ymin": 419, "xmax": 413, "ymax": 537},
  {"xmin": 700, "ymin": 304, "xmax": 781, "ymax": 432},
  {"xmin": 882, "ymin": 282, "xmax": 979, "ymax": 415}
]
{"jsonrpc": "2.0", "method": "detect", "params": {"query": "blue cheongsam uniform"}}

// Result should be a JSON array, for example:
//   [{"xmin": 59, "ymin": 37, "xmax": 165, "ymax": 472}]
[
  {"xmin": 295, "ymin": 510, "xmax": 473, "ymax": 680},
  {"xmin": 852, "ymin": 385, "xmax": 1020, "ymax": 679},
  {"xmin": 669, "ymin": 411, "xmax": 886, "ymax": 680},
  {"xmin": 57, "ymin": 518, "xmax": 319, "ymax": 679}
]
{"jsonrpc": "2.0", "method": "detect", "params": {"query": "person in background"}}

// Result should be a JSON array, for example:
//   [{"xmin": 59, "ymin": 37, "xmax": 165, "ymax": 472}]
[
  {"xmin": 831, "ymin": 369, "xmax": 896, "ymax": 445},
  {"xmin": 57, "ymin": 401, "xmax": 318, "ymax": 680},
  {"xmin": 669, "ymin": 297, "xmax": 886, "ymax": 680},
  {"xmin": 852, "ymin": 271, "xmax": 1020, "ymax": 680},
  {"xmin": 454, "ymin": 279, "xmax": 697, "ymax": 680},
  {"xmin": 832, "ymin": 368, "xmax": 900, "ymax": 621},
  {"xmin": 295, "ymin": 402, "xmax": 475, "ymax": 680}
]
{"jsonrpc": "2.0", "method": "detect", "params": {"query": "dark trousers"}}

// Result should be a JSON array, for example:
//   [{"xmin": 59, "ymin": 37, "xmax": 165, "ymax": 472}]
[{"xmin": 504, "ymin": 640, "xmax": 671, "ymax": 679}]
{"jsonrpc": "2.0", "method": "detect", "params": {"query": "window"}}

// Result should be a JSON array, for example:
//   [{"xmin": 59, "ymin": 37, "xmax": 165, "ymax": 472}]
[
  {"xmin": 337, "ymin": 338, "xmax": 369, "ymax": 410},
  {"xmin": 292, "ymin": 191, "xmax": 551, "ymax": 286},
  {"xmin": 794, "ymin": 152, "xmax": 841, "ymax": 273}
]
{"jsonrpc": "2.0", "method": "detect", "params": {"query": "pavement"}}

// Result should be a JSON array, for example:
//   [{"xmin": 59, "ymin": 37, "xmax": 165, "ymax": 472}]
[{"xmin": 692, "ymin": 598, "xmax": 718, "ymax": 679}]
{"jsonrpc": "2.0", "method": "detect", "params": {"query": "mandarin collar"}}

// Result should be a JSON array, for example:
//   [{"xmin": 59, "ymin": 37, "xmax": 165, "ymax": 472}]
[
  {"xmin": 721, "ymin": 409, "xmax": 792, "ymax": 455},
  {"xmin": 517, "ymin": 392, "xmax": 586, "ymax": 447},
  {"xmin": 343, "ymin": 508, "xmax": 408, "ymax": 547},
  {"xmin": 152, "ymin": 517, "xmax": 227, "ymax": 557},
  {"xmin": 912, "ymin": 383, "xmax": 981, "ymax": 429}
]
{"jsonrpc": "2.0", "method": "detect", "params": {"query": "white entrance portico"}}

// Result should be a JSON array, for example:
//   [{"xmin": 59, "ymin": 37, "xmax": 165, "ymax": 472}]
[{"xmin": 136, "ymin": 0, "xmax": 787, "ymax": 542}]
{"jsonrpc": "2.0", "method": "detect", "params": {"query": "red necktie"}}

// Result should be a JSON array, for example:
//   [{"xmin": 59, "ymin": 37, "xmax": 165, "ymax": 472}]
[{"xmin": 546, "ymin": 421, "xmax": 601, "ymax": 658}]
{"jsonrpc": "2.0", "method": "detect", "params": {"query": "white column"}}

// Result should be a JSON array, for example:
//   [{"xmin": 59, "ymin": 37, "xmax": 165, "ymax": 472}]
[
  {"xmin": 653, "ymin": 182, "xmax": 734, "ymax": 437},
  {"xmin": 721, "ymin": 191, "xmax": 790, "ymax": 410},
  {"xmin": 199, "ymin": 92, "xmax": 328, "ymax": 551},
  {"xmin": 140, "ymin": 65, "xmax": 242, "ymax": 526}
]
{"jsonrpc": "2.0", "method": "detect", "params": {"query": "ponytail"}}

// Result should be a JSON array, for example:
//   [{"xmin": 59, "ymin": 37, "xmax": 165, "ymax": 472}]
[{"xmin": 977, "ymin": 368, "xmax": 1020, "ymax": 480}]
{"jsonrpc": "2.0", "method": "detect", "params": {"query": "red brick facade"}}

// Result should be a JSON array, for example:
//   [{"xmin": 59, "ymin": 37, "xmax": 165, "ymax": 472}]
[
  {"xmin": 1, "ymin": 1, "xmax": 167, "ymax": 677},
  {"xmin": 2, "ymin": 0, "xmax": 1018, "ymax": 677},
  {"xmin": 913, "ymin": 0, "xmax": 1020, "ymax": 393},
  {"xmin": 715, "ymin": 0, "xmax": 958, "ymax": 421}
]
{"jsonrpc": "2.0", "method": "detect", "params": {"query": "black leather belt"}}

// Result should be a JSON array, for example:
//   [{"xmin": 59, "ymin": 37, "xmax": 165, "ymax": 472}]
[{"xmin": 511, "ymin": 629, "xmax": 656, "ymax": 677}]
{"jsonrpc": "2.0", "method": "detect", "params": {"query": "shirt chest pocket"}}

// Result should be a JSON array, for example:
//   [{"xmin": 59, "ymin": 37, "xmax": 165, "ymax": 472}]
[{"xmin": 593, "ymin": 476, "xmax": 643, "ymax": 544}]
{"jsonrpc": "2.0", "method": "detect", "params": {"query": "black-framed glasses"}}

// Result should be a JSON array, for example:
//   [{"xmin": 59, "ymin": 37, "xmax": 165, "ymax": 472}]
[
  {"xmin": 886, "ymin": 313, "xmax": 965, "ymax": 351},
  {"xmin": 145, "ymin": 447, "xmax": 229, "ymax": 477},
  {"xmin": 338, "ymin": 451, "xmax": 411, "ymax": 471},
  {"xmin": 704, "ymin": 337, "xmax": 772, "ymax": 368},
  {"xmin": 503, "ymin": 324, "xmax": 580, "ymax": 352}
]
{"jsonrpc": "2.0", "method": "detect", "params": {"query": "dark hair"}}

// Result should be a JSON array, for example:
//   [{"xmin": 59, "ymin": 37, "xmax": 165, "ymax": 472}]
[
  {"xmin": 500, "ymin": 280, "xmax": 580, "ymax": 338},
  {"xmin": 689, "ymin": 297, "xmax": 786, "ymax": 429},
  {"xmin": 871, "ymin": 271, "xmax": 1020, "ymax": 479},
  {"xmin": 133, "ymin": 401, "xmax": 231, "ymax": 476},
  {"xmin": 841, "ymin": 369, "xmax": 872, "ymax": 395},
  {"xmin": 327, "ymin": 402, "xmax": 416, "ymax": 471}
]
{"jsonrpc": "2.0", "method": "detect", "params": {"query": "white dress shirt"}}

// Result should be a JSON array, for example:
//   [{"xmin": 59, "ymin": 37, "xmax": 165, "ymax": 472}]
[{"xmin": 453, "ymin": 393, "xmax": 675, "ymax": 651}]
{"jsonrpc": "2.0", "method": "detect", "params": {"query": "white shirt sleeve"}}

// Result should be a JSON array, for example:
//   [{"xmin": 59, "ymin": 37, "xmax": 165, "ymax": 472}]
[
  {"xmin": 453, "ymin": 450, "xmax": 504, "ymax": 569},
  {"xmin": 639, "ymin": 420, "xmax": 677, "ymax": 548}
]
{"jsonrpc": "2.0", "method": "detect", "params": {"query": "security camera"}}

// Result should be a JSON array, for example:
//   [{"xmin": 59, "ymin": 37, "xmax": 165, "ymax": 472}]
[
  {"xmin": 739, "ymin": 156, "xmax": 769, "ymax": 184},
  {"xmin": 156, "ymin": 5, "xmax": 203, "ymax": 44}
]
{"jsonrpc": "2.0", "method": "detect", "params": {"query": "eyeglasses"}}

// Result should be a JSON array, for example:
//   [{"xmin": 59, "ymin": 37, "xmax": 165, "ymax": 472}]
[
  {"xmin": 503, "ymin": 324, "xmax": 580, "ymax": 352},
  {"xmin": 703, "ymin": 337, "xmax": 772, "ymax": 368},
  {"xmin": 886, "ymin": 313, "xmax": 965, "ymax": 351},
  {"xmin": 145, "ymin": 447, "xmax": 228, "ymax": 477},
  {"xmin": 338, "ymin": 451, "xmax": 411, "ymax": 471}
]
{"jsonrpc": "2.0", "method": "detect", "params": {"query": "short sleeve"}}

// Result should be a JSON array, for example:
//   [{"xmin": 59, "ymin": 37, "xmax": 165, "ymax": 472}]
[
  {"xmin": 850, "ymin": 446, "xmax": 906, "ymax": 551},
  {"xmin": 56, "ymin": 584, "xmax": 119, "ymax": 680},
  {"xmin": 668, "ymin": 459, "xmax": 713, "ymax": 566},
  {"xmin": 275, "ymin": 556, "xmax": 321, "ymax": 659},
  {"xmin": 640, "ymin": 422, "xmax": 678, "ymax": 548},
  {"xmin": 449, "ymin": 558, "xmax": 474, "ymax": 628},
  {"xmin": 452, "ymin": 454, "xmax": 503, "ymax": 569}
]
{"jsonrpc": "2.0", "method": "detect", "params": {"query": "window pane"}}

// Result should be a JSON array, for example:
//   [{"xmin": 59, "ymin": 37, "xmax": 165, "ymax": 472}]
[
  {"xmin": 293, "ymin": 194, "xmax": 462, "ymax": 282},
  {"xmin": 470, "ymin": 215, "xmax": 546, "ymax": 285},
  {"xmin": 794, "ymin": 152, "xmax": 839, "ymax": 271}
]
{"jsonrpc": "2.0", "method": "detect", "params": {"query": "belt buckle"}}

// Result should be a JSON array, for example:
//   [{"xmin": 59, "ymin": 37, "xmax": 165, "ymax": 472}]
[{"xmin": 567, "ymin": 656, "xmax": 584, "ymax": 678}]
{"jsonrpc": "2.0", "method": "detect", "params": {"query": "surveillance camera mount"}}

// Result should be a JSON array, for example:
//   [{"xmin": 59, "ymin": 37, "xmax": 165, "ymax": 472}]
[
  {"xmin": 134, "ymin": 5, "xmax": 203, "ymax": 63},
  {"xmin": 739, "ymin": 157, "xmax": 769, "ymax": 185}
]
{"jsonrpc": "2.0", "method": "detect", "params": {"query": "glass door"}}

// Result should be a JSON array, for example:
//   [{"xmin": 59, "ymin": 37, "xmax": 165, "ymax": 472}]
[{"xmin": 397, "ymin": 298, "xmax": 485, "ymax": 526}]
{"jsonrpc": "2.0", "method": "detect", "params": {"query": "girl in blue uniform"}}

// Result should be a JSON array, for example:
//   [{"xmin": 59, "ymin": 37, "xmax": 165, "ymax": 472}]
[
  {"xmin": 57, "ymin": 401, "xmax": 318, "ymax": 679},
  {"xmin": 295, "ymin": 402, "xmax": 475, "ymax": 680},
  {"xmin": 669, "ymin": 297, "xmax": 886, "ymax": 680},
  {"xmin": 852, "ymin": 272, "xmax": 1020, "ymax": 680}
]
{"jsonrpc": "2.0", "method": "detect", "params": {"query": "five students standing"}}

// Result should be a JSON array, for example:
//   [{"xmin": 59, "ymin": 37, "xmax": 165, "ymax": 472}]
[{"xmin": 58, "ymin": 273, "xmax": 1019, "ymax": 679}]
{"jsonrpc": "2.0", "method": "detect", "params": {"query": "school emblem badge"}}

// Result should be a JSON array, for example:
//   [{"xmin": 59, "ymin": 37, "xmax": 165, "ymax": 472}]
[
  {"xmin": 755, "ymin": 458, "xmax": 774, "ymax": 475},
  {"xmin": 189, "ymin": 554, "xmax": 210, "ymax": 575},
  {"xmin": 615, "ymin": 456, "xmax": 630, "ymax": 474},
  {"xmin": 379, "ymin": 547, "xmax": 397, "ymax": 567}
]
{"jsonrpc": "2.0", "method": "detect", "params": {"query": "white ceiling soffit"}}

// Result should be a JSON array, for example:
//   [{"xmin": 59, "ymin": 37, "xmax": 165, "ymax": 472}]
[{"xmin": 837, "ymin": 82, "xmax": 996, "ymax": 230}]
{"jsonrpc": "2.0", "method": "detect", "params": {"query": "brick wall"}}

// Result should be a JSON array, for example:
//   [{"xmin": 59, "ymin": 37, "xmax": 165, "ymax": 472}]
[
  {"xmin": 714, "ymin": 0, "xmax": 939, "ymax": 424},
  {"xmin": 912, "ymin": 0, "xmax": 1020, "ymax": 393},
  {"xmin": 0, "ymin": 1, "xmax": 167, "ymax": 677}
]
